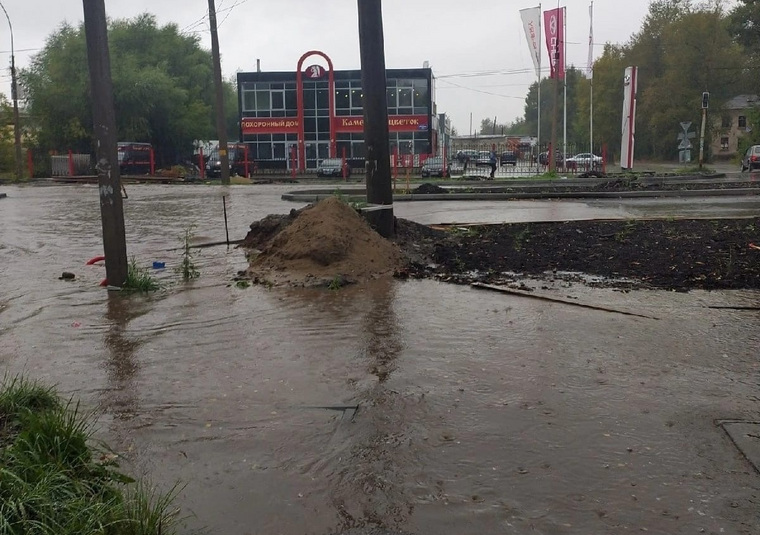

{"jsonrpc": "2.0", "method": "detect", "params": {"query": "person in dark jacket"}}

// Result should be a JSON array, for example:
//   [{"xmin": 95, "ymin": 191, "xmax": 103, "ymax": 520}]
[{"xmin": 489, "ymin": 146, "xmax": 497, "ymax": 179}]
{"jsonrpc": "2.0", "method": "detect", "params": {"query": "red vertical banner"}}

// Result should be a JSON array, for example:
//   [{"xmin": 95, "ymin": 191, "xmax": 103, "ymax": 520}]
[
  {"xmin": 244, "ymin": 144, "xmax": 250, "ymax": 178},
  {"xmin": 544, "ymin": 7, "xmax": 565, "ymax": 80},
  {"xmin": 199, "ymin": 147, "xmax": 205, "ymax": 179}
]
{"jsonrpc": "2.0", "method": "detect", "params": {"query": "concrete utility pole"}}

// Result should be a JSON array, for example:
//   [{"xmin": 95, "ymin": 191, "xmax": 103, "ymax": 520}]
[
  {"xmin": 0, "ymin": 2, "xmax": 22, "ymax": 180},
  {"xmin": 83, "ymin": 0, "xmax": 128, "ymax": 287},
  {"xmin": 699, "ymin": 91, "xmax": 709, "ymax": 170},
  {"xmin": 208, "ymin": 0, "xmax": 230, "ymax": 185},
  {"xmin": 357, "ymin": 0, "xmax": 394, "ymax": 238}
]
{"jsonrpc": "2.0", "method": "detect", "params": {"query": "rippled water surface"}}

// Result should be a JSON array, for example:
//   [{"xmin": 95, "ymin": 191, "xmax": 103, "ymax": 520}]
[{"xmin": 1, "ymin": 184, "xmax": 759, "ymax": 535}]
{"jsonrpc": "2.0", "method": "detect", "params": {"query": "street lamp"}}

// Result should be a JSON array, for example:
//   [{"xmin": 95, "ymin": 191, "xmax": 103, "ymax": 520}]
[{"xmin": 0, "ymin": 1, "xmax": 22, "ymax": 181}]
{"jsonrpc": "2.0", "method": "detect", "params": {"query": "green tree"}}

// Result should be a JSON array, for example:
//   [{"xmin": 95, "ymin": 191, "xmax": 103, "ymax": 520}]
[
  {"xmin": 0, "ymin": 94, "xmax": 15, "ymax": 175},
  {"xmin": 586, "ymin": 44, "xmax": 627, "ymax": 162},
  {"xmin": 21, "ymin": 13, "xmax": 238, "ymax": 166},
  {"xmin": 637, "ymin": 7, "xmax": 744, "ymax": 159}
]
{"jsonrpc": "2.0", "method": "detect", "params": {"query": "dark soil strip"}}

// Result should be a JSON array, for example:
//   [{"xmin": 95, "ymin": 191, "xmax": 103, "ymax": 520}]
[
  {"xmin": 427, "ymin": 219, "xmax": 760, "ymax": 291},
  {"xmin": 471, "ymin": 282, "xmax": 659, "ymax": 319},
  {"xmin": 705, "ymin": 306, "xmax": 760, "ymax": 310}
]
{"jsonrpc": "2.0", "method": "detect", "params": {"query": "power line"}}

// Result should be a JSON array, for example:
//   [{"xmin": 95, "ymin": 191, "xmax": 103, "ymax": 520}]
[{"xmin": 437, "ymin": 78, "xmax": 526, "ymax": 100}]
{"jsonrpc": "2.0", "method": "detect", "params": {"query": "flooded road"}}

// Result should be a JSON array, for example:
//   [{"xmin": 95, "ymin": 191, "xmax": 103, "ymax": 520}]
[{"xmin": 1, "ymin": 184, "xmax": 759, "ymax": 535}]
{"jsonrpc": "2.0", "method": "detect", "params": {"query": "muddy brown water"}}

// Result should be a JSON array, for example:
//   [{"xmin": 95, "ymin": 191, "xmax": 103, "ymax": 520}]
[{"xmin": 1, "ymin": 184, "xmax": 759, "ymax": 535}]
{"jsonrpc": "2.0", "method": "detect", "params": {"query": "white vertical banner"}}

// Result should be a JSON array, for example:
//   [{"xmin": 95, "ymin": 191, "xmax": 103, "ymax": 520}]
[
  {"xmin": 621, "ymin": 66, "xmax": 638, "ymax": 170},
  {"xmin": 520, "ymin": 7, "xmax": 542, "ymax": 78}
]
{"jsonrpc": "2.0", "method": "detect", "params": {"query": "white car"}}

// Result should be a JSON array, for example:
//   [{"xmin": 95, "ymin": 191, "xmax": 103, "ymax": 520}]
[{"xmin": 566, "ymin": 153, "xmax": 603, "ymax": 168}]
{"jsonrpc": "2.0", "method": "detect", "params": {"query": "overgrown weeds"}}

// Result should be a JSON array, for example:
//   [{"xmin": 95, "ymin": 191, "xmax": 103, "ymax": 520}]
[
  {"xmin": 0, "ymin": 375, "xmax": 181, "ymax": 534},
  {"xmin": 177, "ymin": 226, "xmax": 200, "ymax": 280},
  {"xmin": 615, "ymin": 220, "xmax": 638, "ymax": 242},
  {"xmin": 123, "ymin": 258, "xmax": 160, "ymax": 292},
  {"xmin": 513, "ymin": 226, "xmax": 531, "ymax": 251}
]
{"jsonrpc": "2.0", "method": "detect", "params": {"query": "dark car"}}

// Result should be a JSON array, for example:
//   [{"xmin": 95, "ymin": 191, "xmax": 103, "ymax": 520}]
[
  {"xmin": 455, "ymin": 149, "xmax": 478, "ymax": 164},
  {"xmin": 317, "ymin": 158, "xmax": 351, "ymax": 178},
  {"xmin": 741, "ymin": 145, "xmax": 760, "ymax": 172},
  {"xmin": 500, "ymin": 151, "xmax": 517, "ymax": 166},
  {"xmin": 421, "ymin": 156, "xmax": 450, "ymax": 178},
  {"xmin": 538, "ymin": 150, "xmax": 565, "ymax": 166},
  {"xmin": 475, "ymin": 151, "xmax": 492, "ymax": 166},
  {"xmin": 206, "ymin": 143, "xmax": 249, "ymax": 178}
]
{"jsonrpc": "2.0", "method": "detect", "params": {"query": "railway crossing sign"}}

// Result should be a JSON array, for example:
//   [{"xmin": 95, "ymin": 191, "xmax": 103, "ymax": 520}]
[
  {"xmin": 678, "ymin": 122, "xmax": 696, "ymax": 149},
  {"xmin": 678, "ymin": 122, "xmax": 696, "ymax": 162}
]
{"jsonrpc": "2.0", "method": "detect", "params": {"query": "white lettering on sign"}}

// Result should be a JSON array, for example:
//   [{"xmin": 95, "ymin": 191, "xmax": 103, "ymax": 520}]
[{"xmin": 305, "ymin": 65, "xmax": 325, "ymax": 79}]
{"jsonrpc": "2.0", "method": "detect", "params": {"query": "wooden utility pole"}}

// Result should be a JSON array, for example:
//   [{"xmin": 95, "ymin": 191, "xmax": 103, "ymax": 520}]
[
  {"xmin": 208, "ymin": 0, "xmax": 230, "ymax": 185},
  {"xmin": 357, "ymin": 0, "xmax": 394, "ymax": 238},
  {"xmin": 83, "ymin": 0, "xmax": 128, "ymax": 287}
]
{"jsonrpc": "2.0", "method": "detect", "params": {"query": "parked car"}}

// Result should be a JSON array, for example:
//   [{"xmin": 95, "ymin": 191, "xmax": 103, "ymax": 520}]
[
  {"xmin": 206, "ymin": 143, "xmax": 249, "ymax": 178},
  {"xmin": 421, "ymin": 156, "xmax": 450, "ymax": 178},
  {"xmin": 316, "ymin": 158, "xmax": 350, "ymax": 178},
  {"xmin": 566, "ymin": 152, "xmax": 603, "ymax": 169},
  {"xmin": 500, "ymin": 151, "xmax": 517, "ymax": 166},
  {"xmin": 538, "ymin": 150, "xmax": 565, "ymax": 166},
  {"xmin": 475, "ymin": 151, "xmax": 492, "ymax": 166},
  {"xmin": 455, "ymin": 149, "xmax": 478, "ymax": 164},
  {"xmin": 741, "ymin": 145, "xmax": 760, "ymax": 172}
]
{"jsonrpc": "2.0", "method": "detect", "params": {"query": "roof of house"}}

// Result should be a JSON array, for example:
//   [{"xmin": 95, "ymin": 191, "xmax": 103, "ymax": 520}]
[{"xmin": 725, "ymin": 94, "xmax": 759, "ymax": 109}]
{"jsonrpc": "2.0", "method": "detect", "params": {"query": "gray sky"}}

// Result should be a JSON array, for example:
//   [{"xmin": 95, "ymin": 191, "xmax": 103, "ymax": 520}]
[{"xmin": 2, "ymin": 0, "xmax": 655, "ymax": 134}]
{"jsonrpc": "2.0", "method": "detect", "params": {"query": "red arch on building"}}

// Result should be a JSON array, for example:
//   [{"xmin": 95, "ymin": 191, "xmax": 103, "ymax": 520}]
[{"xmin": 296, "ymin": 51, "xmax": 336, "ymax": 172}]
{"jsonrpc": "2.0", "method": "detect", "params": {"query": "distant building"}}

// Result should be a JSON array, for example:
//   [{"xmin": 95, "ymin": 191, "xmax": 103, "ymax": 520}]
[
  {"xmin": 712, "ymin": 94, "xmax": 758, "ymax": 158},
  {"xmin": 236, "ymin": 51, "xmax": 441, "ymax": 171}
]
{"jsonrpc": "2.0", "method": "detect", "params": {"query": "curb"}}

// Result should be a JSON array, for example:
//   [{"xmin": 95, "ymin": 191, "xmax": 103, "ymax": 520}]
[{"xmin": 282, "ymin": 188, "xmax": 760, "ymax": 203}]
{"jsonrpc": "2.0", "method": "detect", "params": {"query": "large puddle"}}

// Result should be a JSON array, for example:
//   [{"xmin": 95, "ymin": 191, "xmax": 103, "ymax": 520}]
[{"xmin": 1, "ymin": 184, "xmax": 759, "ymax": 534}]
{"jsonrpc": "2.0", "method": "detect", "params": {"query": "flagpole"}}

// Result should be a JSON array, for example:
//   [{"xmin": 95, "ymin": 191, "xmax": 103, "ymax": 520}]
[
  {"xmin": 537, "ymin": 3, "xmax": 542, "ymax": 161},
  {"xmin": 589, "ymin": 1, "xmax": 594, "ymax": 154},
  {"xmin": 562, "ymin": 5, "xmax": 567, "ymax": 163}
]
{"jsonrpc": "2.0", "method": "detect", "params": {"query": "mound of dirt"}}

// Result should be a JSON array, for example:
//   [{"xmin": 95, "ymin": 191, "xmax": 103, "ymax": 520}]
[{"xmin": 246, "ymin": 197, "xmax": 405, "ymax": 287}]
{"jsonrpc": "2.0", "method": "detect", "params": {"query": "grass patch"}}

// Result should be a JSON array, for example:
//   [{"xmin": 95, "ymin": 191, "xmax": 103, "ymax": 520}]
[
  {"xmin": 615, "ymin": 220, "xmax": 638, "ymax": 242},
  {"xmin": 177, "ymin": 226, "xmax": 200, "ymax": 281},
  {"xmin": 513, "ymin": 226, "xmax": 531, "ymax": 251},
  {"xmin": 675, "ymin": 165, "xmax": 717, "ymax": 175},
  {"xmin": 123, "ymin": 258, "xmax": 160, "ymax": 292},
  {"xmin": 0, "ymin": 376, "xmax": 180, "ymax": 534}
]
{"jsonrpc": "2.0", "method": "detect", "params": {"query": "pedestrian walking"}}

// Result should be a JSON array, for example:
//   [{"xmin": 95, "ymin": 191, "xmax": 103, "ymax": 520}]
[{"xmin": 489, "ymin": 146, "xmax": 497, "ymax": 179}]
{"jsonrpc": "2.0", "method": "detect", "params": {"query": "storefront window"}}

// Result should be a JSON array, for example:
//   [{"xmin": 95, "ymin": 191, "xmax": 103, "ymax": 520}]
[
  {"xmin": 317, "ymin": 88, "xmax": 329, "ymax": 109},
  {"xmin": 398, "ymin": 87, "xmax": 413, "ymax": 109},
  {"xmin": 336, "ymin": 89, "xmax": 350, "ymax": 112},
  {"xmin": 243, "ymin": 91, "xmax": 256, "ymax": 112},
  {"xmin": 285, "ymin": 89, "xmax": 297, "ymax": 114}
]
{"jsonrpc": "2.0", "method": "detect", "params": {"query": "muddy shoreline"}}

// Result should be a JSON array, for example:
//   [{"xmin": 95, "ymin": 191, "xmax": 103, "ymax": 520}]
[
  {"xmin": 398, "ymin": 217, "xmax": 760, "ymax": 291},
  {"xmin": 242, "ymin": 202, "xmax": 760, "ymax": 292}
]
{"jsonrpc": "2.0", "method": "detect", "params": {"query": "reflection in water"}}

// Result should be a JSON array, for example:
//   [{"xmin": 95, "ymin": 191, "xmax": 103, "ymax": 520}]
[
  {"xmin": 101, "ymin": 295, "xmax": 144, "ymax": 421},
  {"xmin": 331, "ymin": 279, "xmax": 417, "ymax": 532}
]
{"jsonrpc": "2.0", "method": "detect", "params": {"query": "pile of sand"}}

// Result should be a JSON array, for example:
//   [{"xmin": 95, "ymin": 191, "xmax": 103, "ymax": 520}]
[{"xmin": 245, "ymin": 197, "xmax": 405, "ymax": 287}]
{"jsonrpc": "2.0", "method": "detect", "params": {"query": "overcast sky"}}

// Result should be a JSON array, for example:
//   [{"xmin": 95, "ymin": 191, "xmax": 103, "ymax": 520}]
[{"xmin": 3, "ymin": 0, "xmax": 660, "ymax": 134}]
